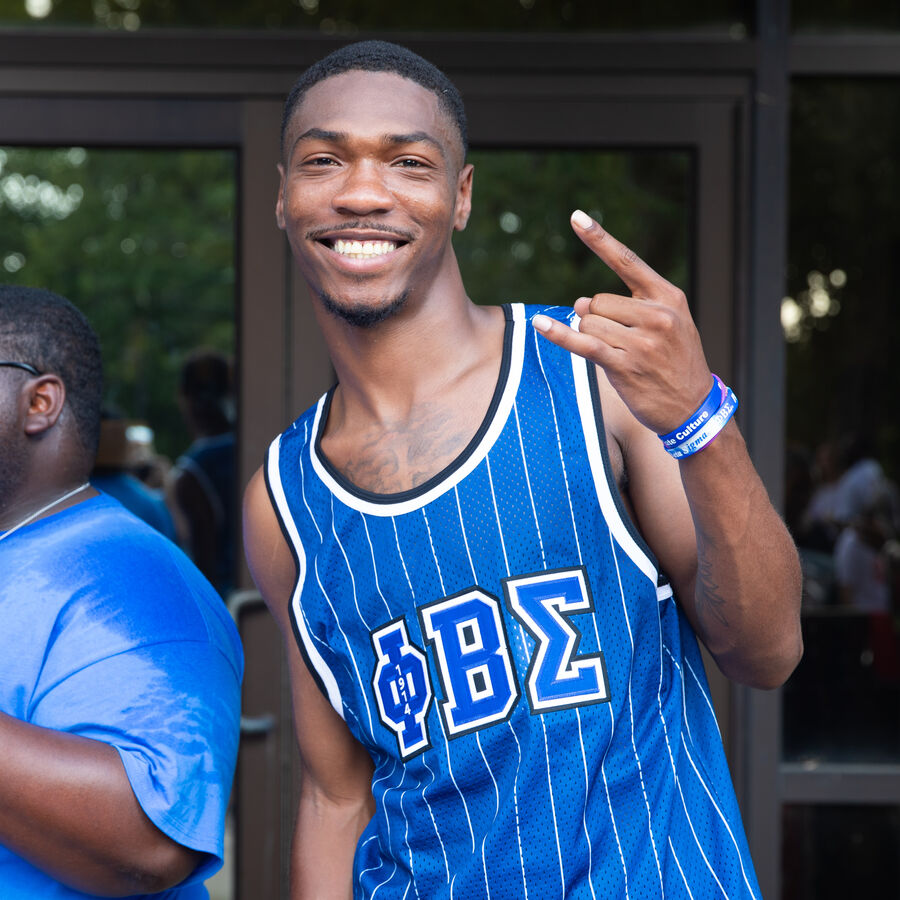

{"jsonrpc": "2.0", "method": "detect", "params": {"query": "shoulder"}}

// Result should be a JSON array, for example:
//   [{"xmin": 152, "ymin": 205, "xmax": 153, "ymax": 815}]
[
  {"xmin": 51, "ymin": 497, "xmax": 241, "ymax": 667},
  {"xmin": 521, "ymin": 303, "xmax": 578, "ymax": 328},
  {"xmin": 242, "ymin": 467, "xmax": 298, "ymax": 632}
]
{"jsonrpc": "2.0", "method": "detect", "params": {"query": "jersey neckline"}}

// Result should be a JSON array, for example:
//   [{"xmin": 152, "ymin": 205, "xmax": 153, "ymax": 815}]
[{"xmin": 309, "ymin": 303, "xmax": 525, "ymax": 516}]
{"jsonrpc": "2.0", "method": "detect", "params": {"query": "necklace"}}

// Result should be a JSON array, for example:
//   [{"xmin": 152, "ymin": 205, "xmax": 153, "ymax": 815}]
[{"xmin": 0, "ymin": 482, "xmax": 91, "ymax": 544}]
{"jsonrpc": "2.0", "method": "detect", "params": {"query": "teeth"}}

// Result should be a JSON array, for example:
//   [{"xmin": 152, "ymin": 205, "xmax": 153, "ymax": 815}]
[{"xmin": 333, "ymin": 239, "xmax": 398, "ymax": 259}]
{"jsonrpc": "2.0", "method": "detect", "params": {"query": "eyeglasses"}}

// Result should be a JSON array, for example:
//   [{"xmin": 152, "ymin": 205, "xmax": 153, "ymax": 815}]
[{"xmin": 0, "ymin": 361, "xmax": 42, "ymax": 376}]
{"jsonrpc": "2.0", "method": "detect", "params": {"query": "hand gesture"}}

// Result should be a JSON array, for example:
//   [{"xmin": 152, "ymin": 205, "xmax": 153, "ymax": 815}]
[{"xmin": 533, "ymin": 210, "xmax": 714, "ymax": 437}]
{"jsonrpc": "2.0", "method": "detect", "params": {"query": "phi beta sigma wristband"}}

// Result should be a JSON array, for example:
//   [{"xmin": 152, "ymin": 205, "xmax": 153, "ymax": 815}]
[{"xmin": 659, "ymin": 375, "xmax": 738, "ymax": 459}]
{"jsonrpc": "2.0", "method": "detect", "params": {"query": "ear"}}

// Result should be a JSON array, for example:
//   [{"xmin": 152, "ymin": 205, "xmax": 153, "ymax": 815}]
[
  {"xmin": 275, "ymin": 162, "xmax": 287, "ymax": 231},
  {"xmin": 453, "ymin": 163, "xmax": 474, "ymax": 232},
  {"xmin": 23, "ymin": 375, "xmax": 67, "ymax": 437}
]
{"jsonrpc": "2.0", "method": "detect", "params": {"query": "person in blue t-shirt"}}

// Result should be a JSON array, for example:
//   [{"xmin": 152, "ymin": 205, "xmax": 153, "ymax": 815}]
[{"xmin": 0, "ymin": 285, "xmax": 244, "ymax": 899}]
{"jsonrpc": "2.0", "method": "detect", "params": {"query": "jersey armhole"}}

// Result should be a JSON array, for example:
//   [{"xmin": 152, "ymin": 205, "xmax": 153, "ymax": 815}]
[
  {"xmin": 263, "ymin": 433, "xmax": 347, "ymax": 718},
  {"xmin": 575, "ymin": 356, "xmax": 669, "ymax": 592}
]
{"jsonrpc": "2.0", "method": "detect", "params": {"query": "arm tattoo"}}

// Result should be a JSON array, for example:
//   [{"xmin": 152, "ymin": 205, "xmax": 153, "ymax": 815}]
[{"xmin": 695, "ymin": 555, "xmax": 729, "ymax": 630}]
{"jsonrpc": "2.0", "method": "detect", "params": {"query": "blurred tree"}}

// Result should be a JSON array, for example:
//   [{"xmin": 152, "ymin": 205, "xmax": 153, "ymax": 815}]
[
  {"xmin": 0, "ymin": 146, "xmax": 236, "ymax": 460},
  {"xmin": 456, "ymin": 149, "xmax": 691, "ymax": 307}
]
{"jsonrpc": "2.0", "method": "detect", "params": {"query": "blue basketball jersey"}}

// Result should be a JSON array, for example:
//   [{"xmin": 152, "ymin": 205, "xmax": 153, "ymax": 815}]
[{"xmin": 267, "ymin": 303, "xmax": 761, "ymax": 899}]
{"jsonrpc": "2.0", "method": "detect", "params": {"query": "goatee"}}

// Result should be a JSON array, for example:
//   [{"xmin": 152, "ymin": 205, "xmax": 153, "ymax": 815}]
[{"xmin": 319, "ymin": 290, "xmax": 410, "ymax": 329}]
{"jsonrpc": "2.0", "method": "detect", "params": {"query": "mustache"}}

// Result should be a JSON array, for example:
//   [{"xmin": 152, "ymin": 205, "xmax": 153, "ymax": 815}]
[{"xmin": 305, "ymin": 221, "xmax": 414, "ymax": 243}]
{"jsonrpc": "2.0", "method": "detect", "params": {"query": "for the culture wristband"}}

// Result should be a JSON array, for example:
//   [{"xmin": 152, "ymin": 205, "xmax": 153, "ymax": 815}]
[
  {"xmin": 658, "ymin": 376, "xmax": 724, "ymax": 451},
  {"xmin": 665, "ymin": 381, "xmax": 738, "ymax": 459}
]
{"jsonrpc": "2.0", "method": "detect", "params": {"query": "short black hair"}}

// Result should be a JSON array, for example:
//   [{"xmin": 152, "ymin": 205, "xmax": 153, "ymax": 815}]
[
  {"xmin": 281, "ymin": 40, "xmax": 468, "ymax": 162},
  {"xmin": 0, "ymin": 285, "xmax": 103, "ymax": 456}
]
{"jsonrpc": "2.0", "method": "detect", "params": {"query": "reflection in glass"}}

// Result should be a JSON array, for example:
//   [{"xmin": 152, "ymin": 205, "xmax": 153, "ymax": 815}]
[
  {"xmin": 782, "ymin": 805, "xmax": 900, "ymax": 899},
  {"xmin": 455, "ymin": 149, "xmax": 692, "ymax": 308},
  {"xmin": 0, "ymin": 0, "xmax": 752, "ymax": 35},
  {"xmin": 782, "ymin": 80, "xmax": 900, "ymax": 767},
  {"xmin": 0, "ymin": 146, "xmax": 237, "ymax": 600},
  {"xmin": 793, "ymin": 0, "xmax": 900, "ymax": 34}
]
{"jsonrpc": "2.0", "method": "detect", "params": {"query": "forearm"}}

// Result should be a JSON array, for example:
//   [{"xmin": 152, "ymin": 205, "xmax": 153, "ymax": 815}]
[
  {"xmin": 291, "ymin": 781, "xmax": 374, "ymax": 899},
  {"xmin": 0, "ymin": 713, "xmax": 198, "ymax": 896},
  {"xmin": 678, "ymin": 421, "xmax": 803, "ymax": 688}
]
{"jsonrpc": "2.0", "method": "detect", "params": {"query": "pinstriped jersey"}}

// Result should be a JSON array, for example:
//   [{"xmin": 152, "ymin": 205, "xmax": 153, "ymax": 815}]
[{"xmin": 266, "ymin": 303, "xmax": 761, "ymax": 900}]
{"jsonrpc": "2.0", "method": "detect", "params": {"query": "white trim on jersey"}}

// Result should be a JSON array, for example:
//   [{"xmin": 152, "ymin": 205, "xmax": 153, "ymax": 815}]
[
  {"xmin": 265, "ymin": 434, "xmax": 345, "ymax": 717},
  {"xmin": 570, "ymin": 345, "xmax": 660, "ymax": 587},
  {"xmin": 308, "ymin": 304, "xmax": 528, "ymax": 517}
]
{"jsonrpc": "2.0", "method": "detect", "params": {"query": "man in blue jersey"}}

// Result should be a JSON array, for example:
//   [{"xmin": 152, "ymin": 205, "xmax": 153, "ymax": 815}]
[
  {"xmin": 243, "ymin": 40, "xmax": 803, "ymax": 899},
  {"xmin": 0, "ymin": 285, "xmax": 243, "ymax": 898}
]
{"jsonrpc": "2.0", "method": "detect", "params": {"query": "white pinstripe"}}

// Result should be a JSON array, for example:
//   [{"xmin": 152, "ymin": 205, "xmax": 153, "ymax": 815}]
[
  {"xmin": 669, "ymin": 837, "xmax": 696, "ymax": 900},
  {"xmin": 328, "ymin": 493, "xmax": 373, "ymax": 631},
  {"xmin": 680, "ymin": 734, "xmax": 759, "ymax": 899},
  {"xmin": 370, "ymin": 760, "xmax": 400, "ymax": 897},
  {"xmin": 486, "ymin": 453, "xmax": 530, "ymax": 898},
  {"xmin": 513, "ymin": 398, "xmax": 567, "ymax": 895},
  {"xmin": 299, "ymin": 420, "xmax": 324, "ymax": 542},
  {"xmin": 360, "ymin": 512, "xmax": 393, "ymax": 619},
  {"xmin": 600, "ymin": 700, "xmax": 630, "ymax": 899},
  {"xmin": 513, "ymin": 402, "xmax": 547, "ymax": 568},
  {"xmin": 392, "ymin": 516, "xmax": 415, "ymax": 597},
  {"xmin": 420, "ymin": 755, "xmax": 450, "ymax": 885},
  {"xmin": 608, "ymin": 529, "xmax": 665, "ymax": 895},
  {"xmin": 311, "ymin": 552, "xmax": 375, "ymax": 733}
]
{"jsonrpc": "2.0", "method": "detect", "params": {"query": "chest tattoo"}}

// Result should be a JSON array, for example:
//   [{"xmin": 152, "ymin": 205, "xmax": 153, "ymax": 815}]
[{"xmin": 338, "ymin": 403, "xmax": 472, "ymax": 493}]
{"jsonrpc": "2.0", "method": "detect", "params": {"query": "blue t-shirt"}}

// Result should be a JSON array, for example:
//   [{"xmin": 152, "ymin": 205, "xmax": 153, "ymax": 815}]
[
  {"xmin": 91, "ymin": 471, "xmax": 177, "ymax": 541},
  {"xmin": 0, "ymin": 493, "xmax": 244, "ymax": 899}
]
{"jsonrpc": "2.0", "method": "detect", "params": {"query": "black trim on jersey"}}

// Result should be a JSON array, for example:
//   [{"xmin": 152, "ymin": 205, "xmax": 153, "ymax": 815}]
[
  {"xmin": 262, "ymin": 446, "xmax": 335, "ymax": 707},
  {"xmin": 312, "ymin": 304, "xmax": 516, "ymax": 506},
  {"xmin": 585, "ymin": 358, "xmax": 662, "ymax": 574}
]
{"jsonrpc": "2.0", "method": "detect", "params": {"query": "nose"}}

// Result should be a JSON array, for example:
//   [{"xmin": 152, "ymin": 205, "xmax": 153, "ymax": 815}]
[{"xmin": 332, "ymin": 161, "xmax": 394, "ymax": 216}]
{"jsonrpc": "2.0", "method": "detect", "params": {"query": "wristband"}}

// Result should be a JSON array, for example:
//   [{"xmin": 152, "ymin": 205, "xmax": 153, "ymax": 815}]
[
  {"xmin": 666, "ymin": 384, "xmax": 738, "ymax": 459},
  {"xmin": 658, "ymin": 376, "xmax": 723, "ymax": 451}
]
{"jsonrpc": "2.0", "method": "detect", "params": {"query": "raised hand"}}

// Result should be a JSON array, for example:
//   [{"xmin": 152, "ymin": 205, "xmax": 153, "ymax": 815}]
[{"xmin": 533, "ymin": 209, "xmax": 714, "ymax": 437}]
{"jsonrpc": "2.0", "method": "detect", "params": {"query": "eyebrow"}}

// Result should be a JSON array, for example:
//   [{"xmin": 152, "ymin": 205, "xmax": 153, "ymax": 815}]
[{"xmin": 292, "ymin": 128, "xmax": 448, "ymax": 160}]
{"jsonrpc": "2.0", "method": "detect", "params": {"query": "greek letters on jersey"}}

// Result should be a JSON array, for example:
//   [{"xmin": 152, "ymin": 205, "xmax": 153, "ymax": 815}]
[
  {"xmin": 266, "ymin": 304, "xmax": 762, "ymax": 900},
  {"xmin": 372, "ymin": 568, "xmax": 611, "ymax": 757},
  {"xmin": 419, "ymin": 586, "xmax": 520, "ymax": 740},
  {"xmin": 504, "ymin": 566, "xmax": 610, "ymax": 714},
  {"xmin": 371, "ymin": 617, "xmax": 433, "ymax": 756}
]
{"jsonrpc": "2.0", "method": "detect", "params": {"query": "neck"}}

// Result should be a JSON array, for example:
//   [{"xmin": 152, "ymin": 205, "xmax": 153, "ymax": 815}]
[
  {"xmin": 0, "ymin": 479, "xmax": 95, "ymax": 532},
  {"xmin": 319, "ymin": 283, "xmax": 501, "ymax": 424}
]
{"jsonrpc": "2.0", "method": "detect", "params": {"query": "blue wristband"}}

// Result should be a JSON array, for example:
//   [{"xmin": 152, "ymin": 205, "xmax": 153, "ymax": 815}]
[
  {"xmin": 658, "ymin": 376, "xmax": 723, "ymax": 450},
  {"xmin": 666, "ymin": 383, "xmax": 738, "ymax": 459}
]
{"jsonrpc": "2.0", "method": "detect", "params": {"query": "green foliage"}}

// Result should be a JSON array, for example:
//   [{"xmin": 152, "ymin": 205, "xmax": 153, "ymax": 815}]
[
  {"xmin": 0, "ymin": 146, "xmax": 236, "ymax": 460},
  {"xmin": 456, "ymin": 149, "xmax": 691, "ymax": 307}
]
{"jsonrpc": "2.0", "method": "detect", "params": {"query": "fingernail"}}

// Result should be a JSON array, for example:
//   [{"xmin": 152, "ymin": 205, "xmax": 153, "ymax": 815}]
[
  {"xmin": 532, "ymin": 314, "xmax": 552, "ymax": 333},
  {"xmin": 571, "ymin": 209, "xmax": 593, "ymax": 230}
]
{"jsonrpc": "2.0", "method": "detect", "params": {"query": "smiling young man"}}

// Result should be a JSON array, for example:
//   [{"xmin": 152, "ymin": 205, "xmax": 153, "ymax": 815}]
[{"xmin": 243, "ymin": 40, "xmax": 803, "ymax": 900}]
